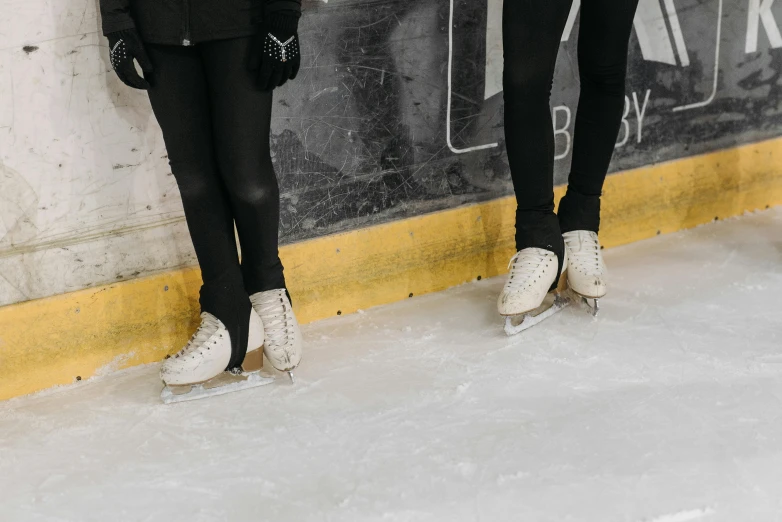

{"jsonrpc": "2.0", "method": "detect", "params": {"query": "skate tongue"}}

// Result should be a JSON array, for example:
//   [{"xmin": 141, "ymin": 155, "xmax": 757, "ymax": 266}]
[
  {"xmin": 179, "ymin": 312, "xmax": 221, "ymax": 356},
  {"xmin": 264, "ymin": 316, "xmax": 289, "ymax": 349},
  {"xmin": 564, "ymin": 230, "xmax": 596, "ymax": 253},
  {"xmin": 508, "ymin": 250, "xmax": 547, "ymax": 275},
  {"xmin": 564, "ymin": 232, "xmax": 601, "ymax": 273},
  {"xmin": 254, "ymin": 291, "xmax": 293, "ymax": 350}
]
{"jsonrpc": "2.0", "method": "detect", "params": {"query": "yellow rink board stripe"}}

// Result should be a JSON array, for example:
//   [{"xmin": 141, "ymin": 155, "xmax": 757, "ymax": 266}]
[{"xmin": 1, "ymin": 137, "xmax": 781, "ymax": 400}]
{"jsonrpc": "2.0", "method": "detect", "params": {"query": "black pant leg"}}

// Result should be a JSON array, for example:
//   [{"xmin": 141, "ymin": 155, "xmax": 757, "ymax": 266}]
[
  {"xmin": 559, "ymin": 0, "xmax": 640, "ymax": 233},
  {"xmin": 502, "ymin": 0, "xmax": 573, "ymax": 256},
  {"xmin": 199, "ymin": 37, "xmax": 286, "ymax": 296},
  {"xmin": 145, "ymin": 43, "xmax": 251, "ymax": 369}
]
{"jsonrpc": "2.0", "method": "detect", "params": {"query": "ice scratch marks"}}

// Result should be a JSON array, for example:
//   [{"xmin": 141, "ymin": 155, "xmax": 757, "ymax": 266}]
[
  {"xmin": 495, "ymin": 470, "xmax": 530, "ymax": 485},
  {"xmin": 755, "ymin": 354, "xmax": 782, "ymax": 364},
  {"xmin": 643, "ymin": 507, "xmax": 716, "ymax": 522}
]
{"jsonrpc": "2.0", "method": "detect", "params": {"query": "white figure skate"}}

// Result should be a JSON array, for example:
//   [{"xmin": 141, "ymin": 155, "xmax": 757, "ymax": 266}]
[
  {"xmin": 160, "ymin": 309, "xmax": 272, "ymax": 404},
  {"xmin": 250, "ymin": 289, "xmax": 302, "ymax": 383},
  {"xmin": 563, "ymin": 230, "xmax": 607, "ymax": 317},
  {"xmin": 500, "ymin": 248, "xmax": 571, "ymax": 336}
]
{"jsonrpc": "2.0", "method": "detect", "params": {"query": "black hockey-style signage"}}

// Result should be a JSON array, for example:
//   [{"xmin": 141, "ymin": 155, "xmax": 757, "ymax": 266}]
[{"xmin": 272, "ymin": 0, "xmax": 782, "ymax": 244}]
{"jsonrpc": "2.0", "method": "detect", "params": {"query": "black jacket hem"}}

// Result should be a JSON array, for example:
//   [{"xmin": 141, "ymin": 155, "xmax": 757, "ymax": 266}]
[
  {"xmin": 138, "ymin": 27, "xmax": 259, "ymax": 46},
  {"xmin": 102, "ymin": 16, "xmax": 136, "ymax": 36}
]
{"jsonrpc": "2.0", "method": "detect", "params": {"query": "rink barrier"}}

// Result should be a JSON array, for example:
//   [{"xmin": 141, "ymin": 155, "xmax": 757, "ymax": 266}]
[{"xmin": 1, "ymin": 136, "xmax": 781, "ymax": 400}]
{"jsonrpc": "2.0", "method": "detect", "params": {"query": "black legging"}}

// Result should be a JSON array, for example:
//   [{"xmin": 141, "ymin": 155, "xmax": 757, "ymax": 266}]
[
  {"xmin": 503, "ymin": 0, "xmax": 639, "ymax": 260},
  {"xmin": 146, "ymin": 37, "xmax": 284, "ymax": 366}
]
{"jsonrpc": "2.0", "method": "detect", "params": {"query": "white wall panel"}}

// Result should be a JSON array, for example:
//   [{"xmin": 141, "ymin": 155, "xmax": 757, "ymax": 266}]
[{"xmin": 0, "ymin": 6, "xmax": 193, "ymax": 306}]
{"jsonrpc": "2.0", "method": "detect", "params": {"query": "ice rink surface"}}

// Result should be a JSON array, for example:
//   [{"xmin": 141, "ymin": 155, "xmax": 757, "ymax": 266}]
[{"xmin": 1, "ymin": 208, "xmax": 781, "ymax": 522}]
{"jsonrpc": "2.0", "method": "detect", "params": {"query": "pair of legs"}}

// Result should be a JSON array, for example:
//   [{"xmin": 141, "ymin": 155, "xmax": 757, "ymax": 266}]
[
  {"xmin": 503, "ymin": 0, "xmax": 640, "ymax": 264},
  {"xmin": 146, "ymin": 37, "xmax": 284, "ymax": 368},
  {"xmin": 498, "ymin": 0, "xmax": 639, "ymax": 325}
]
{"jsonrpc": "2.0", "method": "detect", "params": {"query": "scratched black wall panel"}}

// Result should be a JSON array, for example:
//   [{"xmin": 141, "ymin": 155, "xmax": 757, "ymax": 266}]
[
  {"xmin": 271, "ymin": 0, "xmax": 782, "ymax": 244},
  {"xmin": 615, "ymin": 0, "xmax": 782, "ymax": 172}
]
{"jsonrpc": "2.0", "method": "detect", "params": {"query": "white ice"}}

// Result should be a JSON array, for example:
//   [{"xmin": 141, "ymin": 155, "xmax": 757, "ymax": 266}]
[{"xmin": 1, "ymin": 208, "xmax": 781, "ymax": 522}]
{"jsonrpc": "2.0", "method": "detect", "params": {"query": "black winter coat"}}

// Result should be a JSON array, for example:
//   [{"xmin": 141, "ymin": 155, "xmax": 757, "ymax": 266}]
[{"xmin": 100, "ymin": 0, "xmax": 301, "ymax": 46}]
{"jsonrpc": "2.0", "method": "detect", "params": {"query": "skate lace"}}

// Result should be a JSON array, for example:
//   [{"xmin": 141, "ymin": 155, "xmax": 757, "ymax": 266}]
[
  {"xmin": 505, "ymin": 250, "xmax": 547, "ymax": 290},
  {"xmin": 564, "ymin": 231, "xmax": 602, "ymax": 275},
  {"xmin": 176, "ymin": 312, "xmax": 220, "ymax": 357},
  {"xmin": 252, "ymin": 290, "xmax": 295, "ymax": 352}
]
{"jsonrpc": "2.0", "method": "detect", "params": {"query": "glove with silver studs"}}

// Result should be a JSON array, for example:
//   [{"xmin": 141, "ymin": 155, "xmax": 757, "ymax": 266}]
[
  {"xmin": 107, "ymin": 29, "xmax": 153, "ymax": 90},
  {"xmin": 249, "ymin": 9, "xmax": 301, "ymax": 92}
]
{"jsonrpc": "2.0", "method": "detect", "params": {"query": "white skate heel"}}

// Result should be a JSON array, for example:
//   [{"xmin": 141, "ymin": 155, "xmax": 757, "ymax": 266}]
[
  {"xmin": 563, "ymin": 230, "xmax": 607, "ymax": 317},
  {"xmin": 160, "ymin": 309, "xmax": 272, "ymax": 404},
  {"xmin": 250, "ymin": 289, "xmax": 303, "ymax": 383},
  {"xmin": 499, "ymin": 248, "xmax": 570, "ymax": 336}
]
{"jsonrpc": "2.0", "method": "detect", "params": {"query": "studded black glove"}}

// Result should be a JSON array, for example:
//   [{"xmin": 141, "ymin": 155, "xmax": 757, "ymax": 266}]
[
  {"xmin": 107, "ymin": 29, "xmax": 153, "ymax": 90},
  {"xmin": 249, "ymin": 12, "xmax": 301, "ymax": 92}
]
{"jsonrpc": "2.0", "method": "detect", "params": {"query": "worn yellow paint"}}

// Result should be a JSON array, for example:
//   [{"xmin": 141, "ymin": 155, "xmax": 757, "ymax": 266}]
[{"xmin": 2, "ymin": 137, "xmax": 781, "ymax": 400}]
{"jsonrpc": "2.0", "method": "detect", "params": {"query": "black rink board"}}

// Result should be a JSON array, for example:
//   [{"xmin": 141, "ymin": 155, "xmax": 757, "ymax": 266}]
[{"xmin": 271, "ymin": 0, "xmax": 782, "ymax": 244}]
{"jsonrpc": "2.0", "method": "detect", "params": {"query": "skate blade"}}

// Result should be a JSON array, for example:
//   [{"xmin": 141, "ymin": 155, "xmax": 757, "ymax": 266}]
[
  {"xmin": 567, "ymin": 289, "xmax": 601, "ymax": 317},
  {"xmin": 504, "ymin": 292, "xmax": 572, "ymax": 336},
  {"xmin": 161, "ymin": 371, "xmax": 274, "ymax": 405},
  {"xmin": 160, "ymin": 345, "xmax": 267, "ymax": 404},
  {"xmin": 580, "ymin": 296, "xmax": 599, "ymax": 317}
]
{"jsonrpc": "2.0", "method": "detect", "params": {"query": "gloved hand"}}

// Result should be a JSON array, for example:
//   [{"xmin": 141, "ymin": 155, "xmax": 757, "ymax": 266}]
[
  {"xmin": 107, "ymin": 29, "xmax": 153, "ymax": 90},
  {"xmin": 249, "ymin": 11, "xmax": 301, "ymax": 91}
]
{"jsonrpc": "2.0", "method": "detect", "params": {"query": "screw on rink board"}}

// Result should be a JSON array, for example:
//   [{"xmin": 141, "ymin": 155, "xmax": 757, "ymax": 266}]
[
  {"xmin": 409, "ymin": 293, "xmax": 414, "ymax": 298},
  {"xmin": 337, "ymin": 310, "xmax": 342, "ymax": 316}
]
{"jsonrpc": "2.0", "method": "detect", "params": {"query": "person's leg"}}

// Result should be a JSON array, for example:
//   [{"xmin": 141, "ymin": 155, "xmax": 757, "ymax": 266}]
[
  {"xmin": 198, "ymin": 37, "xmax": 285, "ymax": 296},
  {"xmin": 558, "ymin": 0, "xmax": 639, "ymax": 233},
  {"xmin": 503, "ymin": 0, "xmax": 574, "ymax": 263},
  {"xmin": 199, "ymin": 37, "xmax": 302, "ymax": 376},
  {"xmin": 497, "ymin": 0, "xmax": 574, "ymax": 320},
  {"xmin": 145, "ymin": 43, "xmax": 251, "ymax": 368}
]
